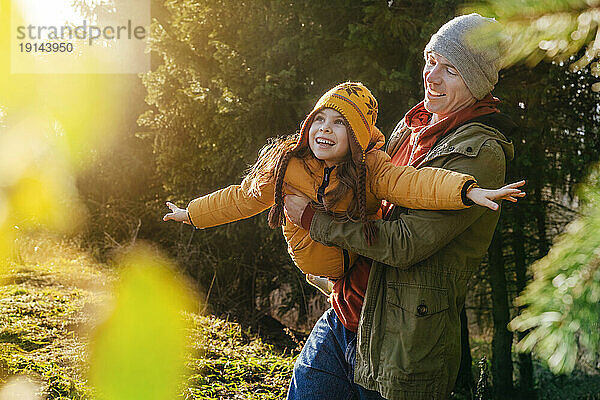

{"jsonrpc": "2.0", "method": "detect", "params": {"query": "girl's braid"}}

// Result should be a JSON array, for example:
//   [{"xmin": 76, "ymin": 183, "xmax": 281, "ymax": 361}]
[
  {"xmin": 268, "ymin": 149, "xmax": 294, "ymax": 228},
  {"xmin": 359, "ymin": 159, "xmax": 377, "ymax": 245}
]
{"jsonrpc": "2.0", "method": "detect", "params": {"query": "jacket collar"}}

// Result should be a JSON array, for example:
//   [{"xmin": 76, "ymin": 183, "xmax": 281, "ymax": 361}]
[
  {"xmin": 387, "ymin": 118, "xmax": 514, "ymax": 166},
  {"xmin": 421, "ymin": 122, "xmax": 514, "ymax": 165}
]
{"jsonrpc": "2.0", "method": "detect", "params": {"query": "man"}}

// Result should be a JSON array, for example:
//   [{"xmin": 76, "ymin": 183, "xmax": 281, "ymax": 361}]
[{"xmin": 284, "ymin": 14, "xmax": 519, "ymax": 400}]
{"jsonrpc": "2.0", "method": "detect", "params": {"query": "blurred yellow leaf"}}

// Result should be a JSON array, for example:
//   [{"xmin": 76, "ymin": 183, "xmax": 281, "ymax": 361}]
[
  {"xmin": 8, "ymin": 168, "xmax": 83, "ymax": 232},
  {"xmin": 89, "ymin": 246, "xmax": 195, "ymax": 400}
]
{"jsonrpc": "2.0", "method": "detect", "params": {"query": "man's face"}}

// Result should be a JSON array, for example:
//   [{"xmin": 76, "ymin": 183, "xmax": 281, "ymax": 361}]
[{"xmin": 422, "ymin": 52, "xmax": 476, "ymax": 118}]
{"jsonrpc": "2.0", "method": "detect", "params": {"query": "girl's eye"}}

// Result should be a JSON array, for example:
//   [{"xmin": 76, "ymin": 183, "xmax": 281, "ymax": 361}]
[
  {"xmin": 334, "ymin": 119, "xmax": 345, "ymax": 125},
  {"xmin": 314, "ymin": 115, "xmax": 324, "ymax": 121},
  {"xmin": 447, "ymin": 68, "xmax": 458, "ymax": 76}
]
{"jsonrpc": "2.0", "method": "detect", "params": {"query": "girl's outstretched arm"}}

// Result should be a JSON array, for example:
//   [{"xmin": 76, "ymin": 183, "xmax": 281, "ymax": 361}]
[
  {"xmin": 162, "ymin": 178, "xmax": 275, "ymax": 229},
  {"xmin": 466, "ymin": 180, "xmax": 526, "ymax": 211},
  {"xmin": 369, "ymin": 151, "xmax": 476, "ymax": 210},
  {"xmin": 163, "ymin": 202, "xmax": 191, "ymax": 224}
]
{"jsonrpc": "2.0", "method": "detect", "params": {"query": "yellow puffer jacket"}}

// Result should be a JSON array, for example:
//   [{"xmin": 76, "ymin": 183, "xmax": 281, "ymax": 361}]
[{"xmin": 187, "ymin": 138, "xmax": 475, "ymax": 279}]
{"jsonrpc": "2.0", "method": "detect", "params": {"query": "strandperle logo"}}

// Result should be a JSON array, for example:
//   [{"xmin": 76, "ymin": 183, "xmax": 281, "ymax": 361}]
[
  {"xmin": 16, "ymin": 20, "xmax": 147, "ymax": 46},
  {"xmin": 11, "ymin": 0, "xmax": 150, "ymax": 74}
]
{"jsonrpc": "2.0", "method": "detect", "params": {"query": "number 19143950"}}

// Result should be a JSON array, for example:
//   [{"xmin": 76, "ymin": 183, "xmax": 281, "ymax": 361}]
[{"xmin": 19, "ymin": 42, "xmax": 74, "ymax": 53}]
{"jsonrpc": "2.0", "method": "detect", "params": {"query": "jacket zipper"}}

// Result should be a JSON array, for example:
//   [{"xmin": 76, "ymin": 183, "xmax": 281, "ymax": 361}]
[
  {"xmin": 316, "ymin": 165, "xmax": 335, "ymax": 204},
  {"xmin": 316, "ymin": 165, "xmax": 351, "ymax": 274}
]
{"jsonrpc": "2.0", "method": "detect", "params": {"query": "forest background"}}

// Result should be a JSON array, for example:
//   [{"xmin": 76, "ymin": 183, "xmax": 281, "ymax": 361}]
[{"xmin": 1, "ymin": 0, "xmax": 599, "ymax": 399}]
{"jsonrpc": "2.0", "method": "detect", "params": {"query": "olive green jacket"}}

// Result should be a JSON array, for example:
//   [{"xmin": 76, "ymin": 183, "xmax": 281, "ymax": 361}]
[{"xmin": 309, "ymin": 115, "xmax": 515, "ymax": 400}]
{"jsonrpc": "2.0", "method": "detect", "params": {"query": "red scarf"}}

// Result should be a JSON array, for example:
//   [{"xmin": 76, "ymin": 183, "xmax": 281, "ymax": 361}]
[
  {"xmin": 381, "ymin": 94, "xmax": 500, "ymax": 218},
  {"xmin": 399, "ymin": 94, "xmax": 500, "ymax": 167}
]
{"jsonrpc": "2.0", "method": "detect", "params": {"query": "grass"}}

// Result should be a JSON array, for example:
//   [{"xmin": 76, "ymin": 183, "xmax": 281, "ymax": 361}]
[
  {"xmin": 0, "ymin": 239, "xmax": 112, "ymax": 399},
  {"xmin": 4, "ymin": 235, "xmax": 598, "ymax": 400},
  {"xmin": 184, "ymin": 314, "xmax": 295, "ymax": 399},
  {"xmin": 0, "ymin": 236, "xmax": 296, "ymax": 399}
]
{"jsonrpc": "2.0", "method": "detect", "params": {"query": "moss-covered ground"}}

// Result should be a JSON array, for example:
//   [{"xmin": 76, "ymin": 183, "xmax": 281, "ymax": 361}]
[{"xmin": 0, "ymin": 238, "xmax": 296, "ymax": 399}]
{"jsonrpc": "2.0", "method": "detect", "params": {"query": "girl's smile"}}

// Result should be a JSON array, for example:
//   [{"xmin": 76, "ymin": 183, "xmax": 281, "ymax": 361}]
[{"xmin": 308, "ymin": 108, "xmax": 350, "ymax": 167}]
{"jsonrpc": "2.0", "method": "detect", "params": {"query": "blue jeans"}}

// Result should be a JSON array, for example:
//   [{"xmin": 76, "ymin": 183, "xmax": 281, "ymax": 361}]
[{"xmin": 286, "ymin": 308, "xmax": 386, "ymax": 400}]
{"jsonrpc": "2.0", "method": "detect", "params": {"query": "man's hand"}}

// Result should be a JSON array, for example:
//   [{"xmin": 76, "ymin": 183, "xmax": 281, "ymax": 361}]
[{"xmin": 283, "ymin": 184, "xmax": 311, "ymax": 227}]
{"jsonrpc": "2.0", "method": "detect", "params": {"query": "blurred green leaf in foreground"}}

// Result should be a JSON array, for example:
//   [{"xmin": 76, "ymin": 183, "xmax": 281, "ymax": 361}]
[
  {"xmin": 509, "ymin": 165, "xmax": 600, "ymax": 373},
  {"xmin": 89, "ymin": 246, "xmax": 194, "ymax": 400}
]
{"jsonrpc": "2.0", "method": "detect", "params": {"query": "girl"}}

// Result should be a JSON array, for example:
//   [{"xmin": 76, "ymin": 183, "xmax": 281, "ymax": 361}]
[{"xmin": 163, "ymin": 82, "xmax": 524, "ymax": 284}]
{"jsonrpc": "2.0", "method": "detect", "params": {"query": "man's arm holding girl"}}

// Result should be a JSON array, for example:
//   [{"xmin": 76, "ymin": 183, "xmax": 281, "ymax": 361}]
[{"xmin": 291, "ymin": 140, "xmax": 511, "ymax": 269}]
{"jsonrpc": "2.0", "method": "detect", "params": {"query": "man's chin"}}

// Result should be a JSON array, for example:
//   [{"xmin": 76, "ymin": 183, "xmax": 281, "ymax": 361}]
[{"xmin": 423, "ymin": 100, "xmax": 437, "ymax": 113}]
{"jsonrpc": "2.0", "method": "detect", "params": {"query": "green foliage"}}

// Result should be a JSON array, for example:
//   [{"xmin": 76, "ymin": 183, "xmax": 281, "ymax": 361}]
[
  {"xmin": 89, "ymin": 247, "xmax": 194, "ymax": 400},
  {"xmin": 509, "ymin": 164, "xmax": 600, "ymax": 374},
  {"xmin": 469, "ymin": 0, "xmax": 600, "ymax": 90}
]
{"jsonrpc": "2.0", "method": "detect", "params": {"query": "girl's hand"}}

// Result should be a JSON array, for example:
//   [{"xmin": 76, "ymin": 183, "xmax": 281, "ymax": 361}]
[
  {"xmin": 467, "ymin": 180, "xmax": 526, "ymax": 211},
  {"xmin": 163, "ymin": 202, "xmax": 191, "ymax": 224}
]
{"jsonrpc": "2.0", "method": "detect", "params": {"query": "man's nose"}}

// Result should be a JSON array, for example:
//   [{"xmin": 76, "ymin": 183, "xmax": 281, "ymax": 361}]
[{"xmin": 425, "ymin": 65, "xmax": 442, "ymax": 85}]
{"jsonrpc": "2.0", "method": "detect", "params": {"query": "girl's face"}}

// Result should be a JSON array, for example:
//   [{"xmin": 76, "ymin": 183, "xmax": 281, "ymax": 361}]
[{"xmin": 308, "ymin": 108, "xmax": 350, "ymax": 167}]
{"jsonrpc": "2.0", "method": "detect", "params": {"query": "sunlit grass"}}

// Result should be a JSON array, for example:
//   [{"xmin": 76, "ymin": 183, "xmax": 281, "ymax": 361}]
[
  {"xmin": 0, "ymin": 235, "xmax": 295, "ymax": 399},
  {"xmin": 0, "ymin": 234, "xmax": 110, "ymax": 399},
  {"xmin": 185, "ymin": 313, "xmax": 295, "ymax": 399}
]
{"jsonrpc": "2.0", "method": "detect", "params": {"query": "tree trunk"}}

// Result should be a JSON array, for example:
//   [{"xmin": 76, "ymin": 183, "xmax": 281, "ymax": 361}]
[
  {"xmin": 454, "ymin": 307, "xmax": 475, "ymax": 396},
  {"xmin": 512, "ymin": 209, "xmax": 535, "ymax": 398},
  {"xmin": 488, "ymin": 227, "xmax": 514, "ymax": 399},
  {"xmin": 533, "ymin": 176, "xmax": 549, "ymax": 257}
]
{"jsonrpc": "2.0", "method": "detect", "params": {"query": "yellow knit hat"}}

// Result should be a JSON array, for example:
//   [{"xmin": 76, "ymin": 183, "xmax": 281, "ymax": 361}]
[{"xmin": 297, "ymin": 82, "xmax": 379, "ymax": 163}]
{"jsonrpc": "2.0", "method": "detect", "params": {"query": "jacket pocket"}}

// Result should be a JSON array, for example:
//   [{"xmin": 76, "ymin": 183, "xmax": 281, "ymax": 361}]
[{"xmin": 377, "ymin": 283, "xmax": 449, "ymax": 396}]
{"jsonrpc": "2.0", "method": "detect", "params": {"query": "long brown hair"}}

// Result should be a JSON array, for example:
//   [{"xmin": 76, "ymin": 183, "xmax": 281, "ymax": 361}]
[{"xmin": 244, "ymin": 134, "xmax": 303, "ymax": 197}]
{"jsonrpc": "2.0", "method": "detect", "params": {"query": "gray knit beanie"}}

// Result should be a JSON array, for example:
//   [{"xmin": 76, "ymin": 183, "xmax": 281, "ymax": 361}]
[{"xmin": 425, "ymin": 13, "xmax": 504, "ymax": 100}]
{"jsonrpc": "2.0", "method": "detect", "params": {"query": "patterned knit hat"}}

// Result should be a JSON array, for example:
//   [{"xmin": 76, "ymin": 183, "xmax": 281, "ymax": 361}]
[
  {"xmin": 296, "ymin": 82, "xmax": 380, "ymax": 164},
  {"xmin": 268, "ymin": 82, "xmax": 381, "ymax": 243}
]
